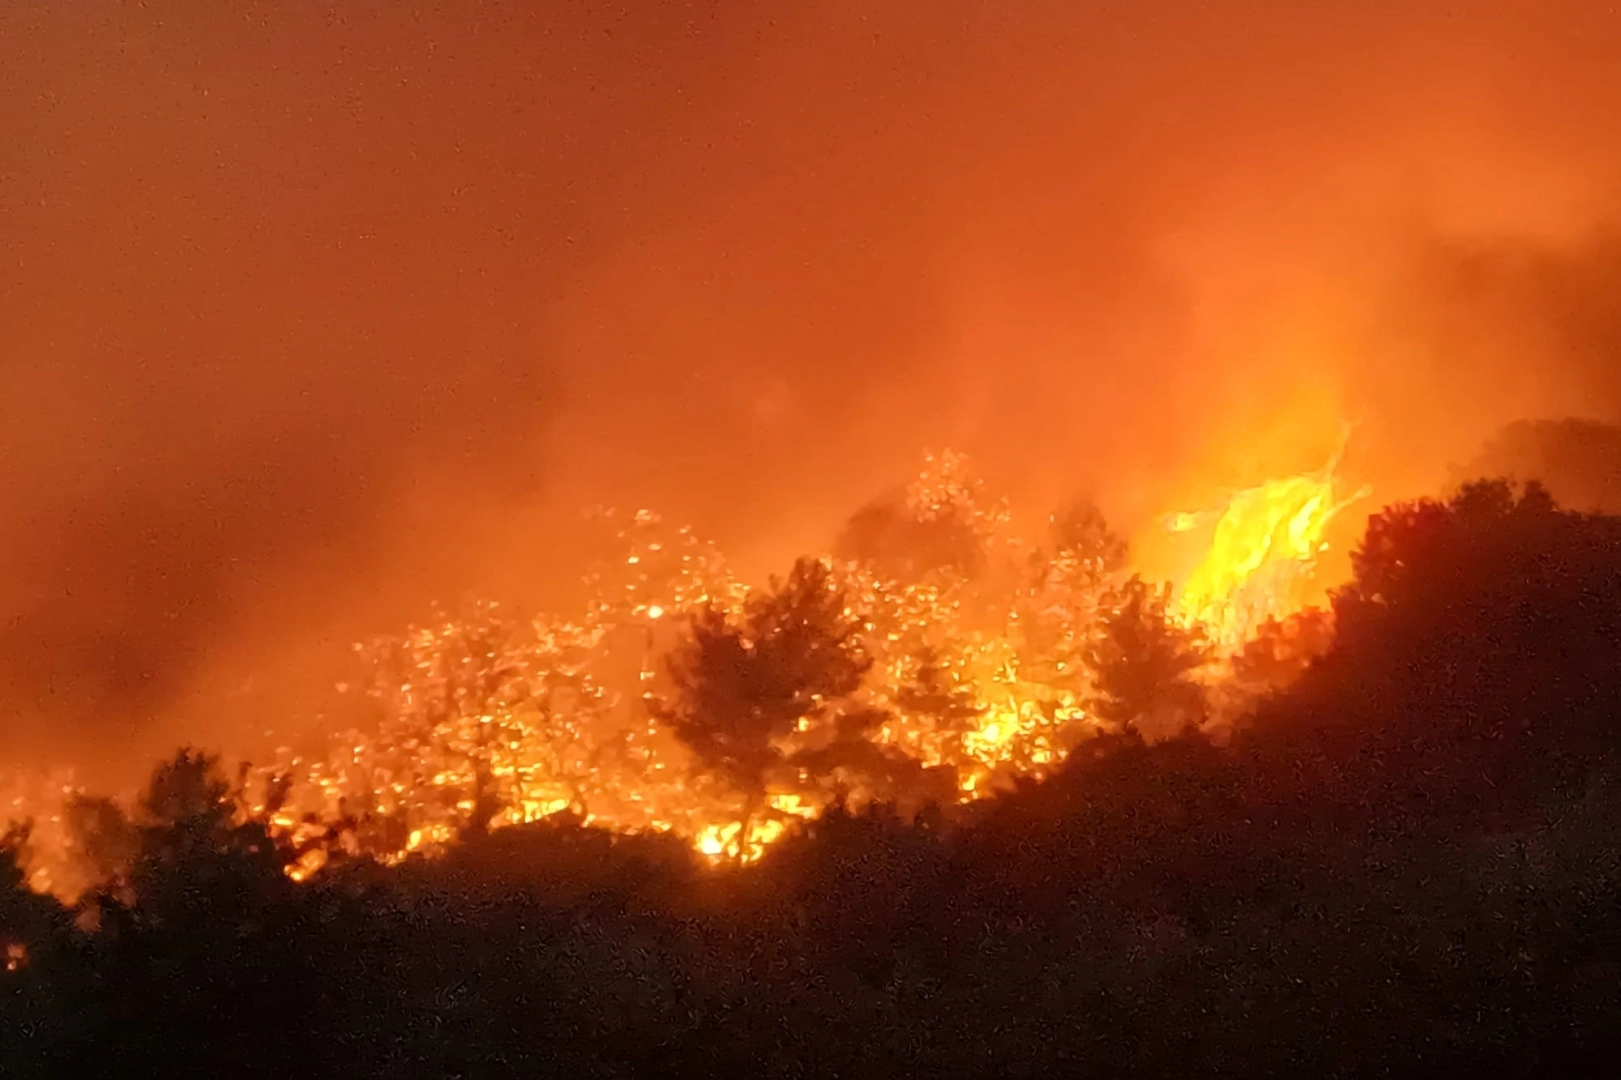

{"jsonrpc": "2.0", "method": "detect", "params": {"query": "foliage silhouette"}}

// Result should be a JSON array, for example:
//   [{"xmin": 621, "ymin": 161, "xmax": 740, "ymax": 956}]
[
  {"xmin": 654, "ymin": 558, "xmax": 871, "ymax": 847},
  {"xmin": 1087, "ymin": 575, "xmax": 1212, "ymax": 741},
  {"xmin": 1249, "ymin": 479, "xmax": 1621, "ymax": 823},
  {"xmin": 10, "ymin": 481, "xmax": 1621, "ymax": 1076},
  {"xmin": 63, "ymin": 795, "xmax": 138, "ymax": 893}
]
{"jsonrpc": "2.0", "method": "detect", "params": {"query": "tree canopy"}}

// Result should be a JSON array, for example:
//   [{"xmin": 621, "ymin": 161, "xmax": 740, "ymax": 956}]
[{"xmin": 654, "ymin": 558, "xmax": 871, "ymax": 823}]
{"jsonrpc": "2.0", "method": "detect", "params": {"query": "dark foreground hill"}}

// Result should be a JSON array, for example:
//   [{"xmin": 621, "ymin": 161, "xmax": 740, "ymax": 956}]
[{"xmin": 6, "ymin": 480, "xmax": 1621, "ymax": 1079}]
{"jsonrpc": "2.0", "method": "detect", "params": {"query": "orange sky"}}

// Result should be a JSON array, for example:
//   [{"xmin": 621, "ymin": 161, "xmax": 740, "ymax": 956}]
[{"xmin": 4, "ymin": 0, "xmax": 1621, "ymax": 769}]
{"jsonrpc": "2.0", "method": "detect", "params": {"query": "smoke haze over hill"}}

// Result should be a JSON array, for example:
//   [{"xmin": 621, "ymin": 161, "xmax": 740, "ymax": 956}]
[{"xmin": 4, "ymin": 0, "xmax": 1621, "ymax": 768}]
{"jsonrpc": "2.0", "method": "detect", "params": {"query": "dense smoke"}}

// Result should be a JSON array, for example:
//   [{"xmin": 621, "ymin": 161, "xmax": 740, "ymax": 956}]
[{"xmin": 4, "ymin": 0, "xmax": 1621, "ymax": 769}]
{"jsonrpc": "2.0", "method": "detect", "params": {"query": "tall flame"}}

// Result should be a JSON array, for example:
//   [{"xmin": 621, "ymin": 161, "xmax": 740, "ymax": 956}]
[{"xmin": 1169, "ymin": 449, "xmax": 1365, "ymax": 650}]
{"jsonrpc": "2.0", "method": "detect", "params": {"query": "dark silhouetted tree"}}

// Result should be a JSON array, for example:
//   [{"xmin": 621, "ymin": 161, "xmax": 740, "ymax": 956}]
[
  {"xmin": 655, "ymin": 558, "xmax": 870, "ymax": 848},
  {"xmin": 1249, "ymin": 479, "xmax": 1621, "ymax": 820},
  {"xmin": 0, "ymin": 822, "xmax": 72, "ymax": 1079},
  {"xmin": 0, "ymin": 822, "xmax": 62, "ymax": 949},
  {"xmin": 138, "ymin": 747, "xmax": 233, "ymax": 830},
  {"xmin": 123, "ymin": 748, "xmax": 293, "ymax": 925},
  {"xmin": 1049, "ymin": 498, "xmax": 1129, "ymax": 577},
  {"xmin": 788, "ymin": 705, "xmax": 957, "ymax": 811},
  {"xmin": 1229, "ymin": 608, "xmax": 1335, "ymax": 699},
  {"xmin": 63, "ymin": 794, "xmax": 138, "ymax": 894},
  {"xmin": 1087, "ymin": 576, "xmax": 1211, "ymax": 741}
]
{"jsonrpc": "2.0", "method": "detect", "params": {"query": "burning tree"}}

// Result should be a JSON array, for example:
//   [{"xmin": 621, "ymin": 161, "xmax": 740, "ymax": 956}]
[
  {"xmin": 829, "ymin": 465, "xmax": 1129, "ymax": 794},
  {"xmin": 653, "ymin": 558, "xmax": 871, "ymax": 854},
  {"xmin": 355, "ymin": 599, "xmax": 541, "ymax": 846},
  {"xmin": 835, "ymin": 448, "xmax": 1007, "ymax": 585},
  {"xmin": 892, "ymin": 646, "xmax": 984, "ymax": 774},
  {"xmin": 1012, "ymin": 499, "xmax": 1129, "ymax": 717}
]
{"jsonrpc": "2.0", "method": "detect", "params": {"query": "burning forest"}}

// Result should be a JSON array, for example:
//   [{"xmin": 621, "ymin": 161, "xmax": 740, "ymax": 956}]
[
  {"xmin": 9, "ymin": 442, "xmax": 1621, "ymax": 1078},
  {"xmin": 10, "ymin": 2, "xmax": 1621, "ymax": 1074},
  {"xmin": 4, "ymin": 447, "xmax": 1363, "ymax": 896}
]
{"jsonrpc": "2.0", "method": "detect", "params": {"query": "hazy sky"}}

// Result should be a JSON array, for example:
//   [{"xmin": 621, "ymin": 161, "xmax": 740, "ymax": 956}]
[{"xmin": 4, "ymin": 0, "xmax": 1621, "ymax": 765}]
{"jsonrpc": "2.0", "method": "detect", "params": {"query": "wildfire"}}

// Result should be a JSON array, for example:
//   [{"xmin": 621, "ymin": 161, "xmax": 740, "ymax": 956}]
[
  {"xmin": 2, "ymin": 768, "xmax": 88, "ymax": 898},
  {"xmin": 1168, "ymin": 455, "xmax": 1366, "ymax": 651},
  {"xmin": 2, "ymin": 446, "xmax": 1364, "ymax": 894}
]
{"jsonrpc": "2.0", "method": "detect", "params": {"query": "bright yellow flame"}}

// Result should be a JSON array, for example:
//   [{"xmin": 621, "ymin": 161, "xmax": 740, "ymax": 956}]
[
  {"xmin": 696, "ymin": 828, "xmax": 726, "ymax": 858},
  {"xmin": 1172, "ymin": 462, "xmax": 1361, "ymax": 650}
]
